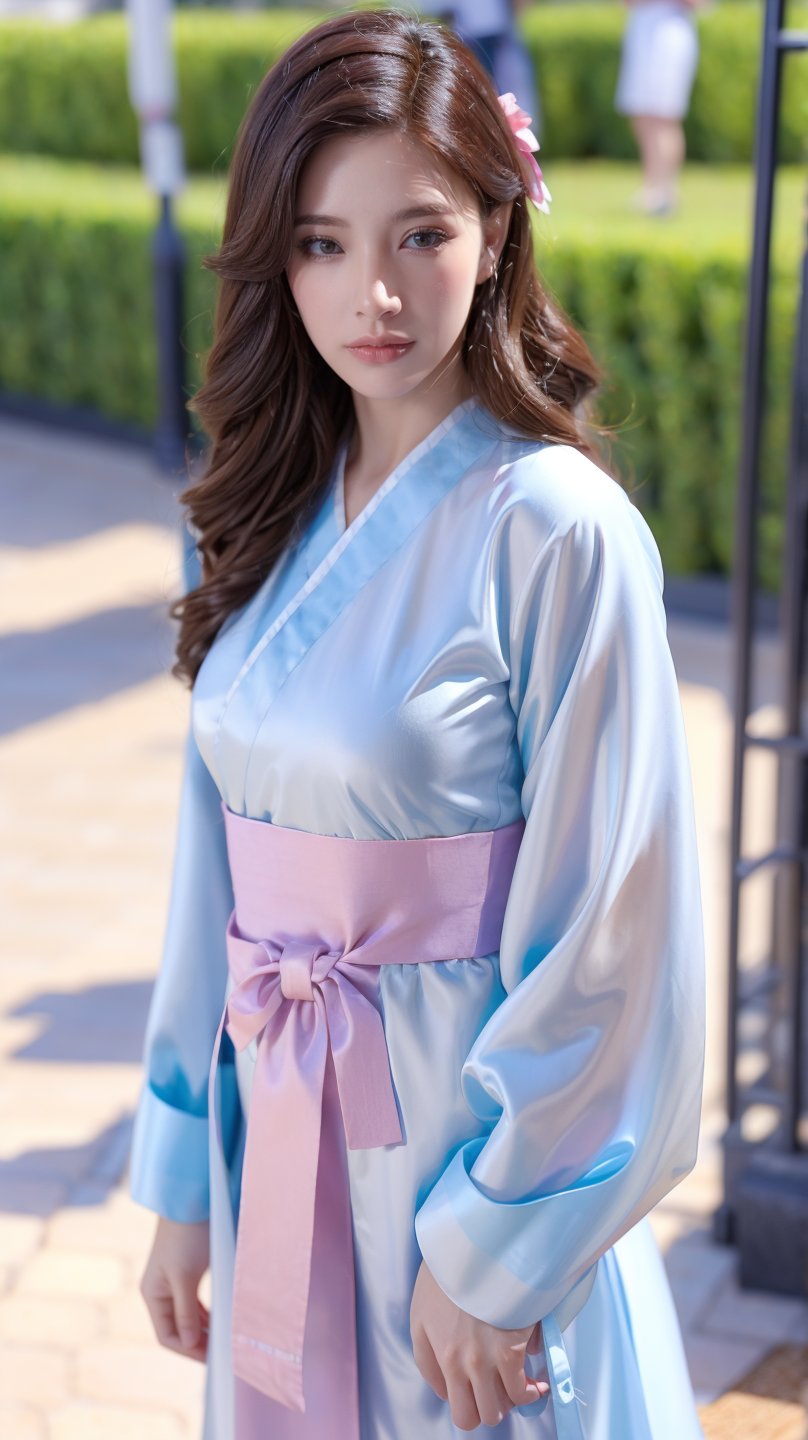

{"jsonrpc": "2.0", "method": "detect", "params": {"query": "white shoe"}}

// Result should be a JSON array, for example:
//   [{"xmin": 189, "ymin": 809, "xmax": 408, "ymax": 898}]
[{"xmin": 629, "ymin": 186, "xmax": 678, "ymax": 217}]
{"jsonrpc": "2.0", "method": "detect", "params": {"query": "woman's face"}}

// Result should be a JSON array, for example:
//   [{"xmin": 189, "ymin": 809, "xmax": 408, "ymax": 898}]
[{"xmin": 285, "ymin": 129, "xmax": 507, "ymax": 403}]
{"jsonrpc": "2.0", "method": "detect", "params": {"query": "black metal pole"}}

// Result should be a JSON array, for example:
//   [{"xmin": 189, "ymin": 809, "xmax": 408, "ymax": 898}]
[
  {"xmin": 152, "ymin": 192, "xmax": 188, "ymax": 473},
  {"xmin": 781, "ymin": 195, "xmax": 808, "ymax": 1151},
  {"xmin": 717, "ymin": 0, "xmax": 785, "ymax": 1242},
  {"xmin": 725, "ymin": 0, "xmax": 784, "ymax": 1127}
]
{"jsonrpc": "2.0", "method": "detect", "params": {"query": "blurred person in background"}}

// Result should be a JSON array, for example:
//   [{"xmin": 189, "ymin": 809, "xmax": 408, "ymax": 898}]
[
  {"xmin": 615, "ymin": 0, "xmax": 702, "ymax": 216},
  {"xmin": 442, "ymin": 0, "xmax": 542, "ymax": 138}
]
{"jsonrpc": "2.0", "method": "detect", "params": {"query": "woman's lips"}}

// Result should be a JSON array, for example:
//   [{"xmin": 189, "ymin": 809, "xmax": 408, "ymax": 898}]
[{"xmin": 347, "ymin": 341, "xmax": 416, "ymax": 365}]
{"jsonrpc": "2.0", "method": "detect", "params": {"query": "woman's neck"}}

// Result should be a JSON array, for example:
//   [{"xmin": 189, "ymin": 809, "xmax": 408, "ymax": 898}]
[{"xmin": 345, "ymin": 375, "xmax": 476, "ymax": 498}]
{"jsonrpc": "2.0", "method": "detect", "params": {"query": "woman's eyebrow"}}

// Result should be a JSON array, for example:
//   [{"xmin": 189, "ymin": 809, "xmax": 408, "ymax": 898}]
[{"xmin": 293, "ymin": 203, "xmax": 452, "ymax": 227}]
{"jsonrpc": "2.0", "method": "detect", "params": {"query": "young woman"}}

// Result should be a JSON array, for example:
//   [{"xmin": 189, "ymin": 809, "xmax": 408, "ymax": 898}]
[{"xmin": 129, "ymin": 10, "xmax": 706, "ymax": 1438}]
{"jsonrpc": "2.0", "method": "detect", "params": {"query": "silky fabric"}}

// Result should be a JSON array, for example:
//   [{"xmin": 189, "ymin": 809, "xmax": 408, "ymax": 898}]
[
  {"xmin": 129, "ymin": 395, "xmax": 706, "ymax": 1438},
  {"xmin": 212, "ymin": 806, "xmax": 525, "ymax": 1436}
]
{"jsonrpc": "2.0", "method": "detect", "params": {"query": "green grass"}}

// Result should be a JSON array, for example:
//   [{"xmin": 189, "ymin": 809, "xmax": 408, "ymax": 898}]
[
  {"xmin": 536, "ymin": 160, "xmax": 804, "ymax": 276},
  {"xmin": 1, "ymin": 154, "xmax": 802, "ymax": 278}
]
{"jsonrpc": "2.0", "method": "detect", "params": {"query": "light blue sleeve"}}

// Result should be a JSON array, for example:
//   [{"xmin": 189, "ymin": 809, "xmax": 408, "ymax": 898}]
[
  {"xmin": 128, "ymin": 720, "xmax": 236, "ymax": 1223},
  {"xmin": 414, "ymin": 452, "xmax": 705, "ymax": 1336}
]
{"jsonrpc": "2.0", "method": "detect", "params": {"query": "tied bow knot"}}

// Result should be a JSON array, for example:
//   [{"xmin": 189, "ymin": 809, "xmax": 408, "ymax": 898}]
[
  {"xmin": 223, "ymin": 923, "xmax": 404, "ymax": 1151},
  {"xmin": 280, "ymin": 938, "xmax": 330, "ymax": 1002},
  {"xmin": 224, "ymin": 938, "xmax": 339, "ymax": 1049},
  {"xmin": 220, "ymin": 918, "xmax": 405, "ymax": 1412}
]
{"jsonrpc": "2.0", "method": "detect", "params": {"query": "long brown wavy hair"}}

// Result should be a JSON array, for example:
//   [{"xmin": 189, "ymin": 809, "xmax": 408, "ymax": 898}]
[{"xmin": 173, "ymin": 6, "xmax": 601, "ymax": 688}]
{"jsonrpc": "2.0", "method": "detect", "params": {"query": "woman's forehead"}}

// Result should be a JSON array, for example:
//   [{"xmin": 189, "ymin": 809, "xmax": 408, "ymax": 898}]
[{"xmin": 295, "ymin": 129, "xmax": 477, "ymax": 219}]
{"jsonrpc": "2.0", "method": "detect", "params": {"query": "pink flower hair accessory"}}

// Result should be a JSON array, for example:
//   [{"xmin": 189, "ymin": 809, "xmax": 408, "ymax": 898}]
[{"xmin": 497, "ymin": 91, "xmax": 552, "ymax": 215}]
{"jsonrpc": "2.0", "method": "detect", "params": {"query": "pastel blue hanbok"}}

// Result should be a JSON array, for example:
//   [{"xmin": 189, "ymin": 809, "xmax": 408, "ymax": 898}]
[{"xmin": 129, "ymin": 395, "xmax": 706, "ymax": 1439}]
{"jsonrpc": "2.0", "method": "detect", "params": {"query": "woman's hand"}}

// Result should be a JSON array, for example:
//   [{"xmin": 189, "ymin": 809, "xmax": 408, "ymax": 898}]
[
  {"xmin": 410, "ymin": 1258, "xmax": 548, "ymax": 1431},
  {"xmin": 139, "ymin": 1215, "xmax": 211, "ymax": 1363}
]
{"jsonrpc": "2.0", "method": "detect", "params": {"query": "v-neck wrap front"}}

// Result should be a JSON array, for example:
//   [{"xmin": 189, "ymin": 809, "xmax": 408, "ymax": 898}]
[{"xmin": 129, "ymin": 397, "xmax": 706, "ymax": 1440}]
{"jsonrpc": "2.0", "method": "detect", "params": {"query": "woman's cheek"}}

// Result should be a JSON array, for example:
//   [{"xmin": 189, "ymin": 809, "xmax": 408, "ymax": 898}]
[
  {"xmin": 427, "ymin": 270, "xmax": 479, "ymax": 339},
  {"xmin": 288, "ymin": 274, "xmax": 333, "ymax": 350},
  {"xmin": 288, "ymin": 260, "xmax": 328, "ymax": 308},
  {"xmin": 435, "ymin": 246, "xmax": 480, "ymax": 304}
]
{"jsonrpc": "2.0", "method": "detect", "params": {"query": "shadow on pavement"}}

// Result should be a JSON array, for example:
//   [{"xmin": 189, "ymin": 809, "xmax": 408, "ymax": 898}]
[
  {"xmin": 7, "ymin": 980, "xmax": 152, "ymax": 1064},
  {"xmin": 1, "ymin": 602, "xmax": 176, "ymax": 733},
  {"xmin": 0, "ymin": 1114, "xmax": 134, "ymax": 1215}
]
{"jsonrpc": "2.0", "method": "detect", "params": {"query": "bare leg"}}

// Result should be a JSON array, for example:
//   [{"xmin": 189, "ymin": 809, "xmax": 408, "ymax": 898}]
[{"xmin": 630, "ymin": 115, "xmax": 685, "ymax": 214}]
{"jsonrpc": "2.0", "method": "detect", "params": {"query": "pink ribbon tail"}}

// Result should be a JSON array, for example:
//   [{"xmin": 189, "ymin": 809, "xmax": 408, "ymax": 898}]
[{"xmin": 220, "ymin": 935, "xmax": 403, "ymax": 1427}]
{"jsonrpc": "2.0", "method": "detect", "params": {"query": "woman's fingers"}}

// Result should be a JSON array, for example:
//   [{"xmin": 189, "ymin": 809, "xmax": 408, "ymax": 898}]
[
  {"xmin": 182, "ymin": 1297, "xmax": 210, "ymax": 1362},
  {"xmin": 498, "ymin": 1337, "xmax": 550, "ymax": 1408},
  {"xmin": 139, "ymin": 1217, "xmax": 211, "ymax": 1364},
  {"xmin": 415, "ymin": 1326, "xmax": 547, "ymax": 1428},
  {"xmin": 169, "ymin": 1279, "xmax": 209, "ymax": 1362},
  {"xmin": 469, "ymin": 1366, "xmax": 515, "ymax": 1429},
  {"xmin": 413, "ymin": 1327, "xmax": 501, "ymax": 1431},
  {"xmin": 408, "ymin": 1262, "xmax": 548, "ymax": 1426},
  {"xmin": 142, "ymin": 1270, "xmax": 209, "ymax": 1363},
  {"xmin": 148, "ymin": 1290, "xmax": 182, "ymax": 1348},
  {"xmin": 173, "ymin": 1273, "xmax": 205, "ymax": 1350},
  {"xmin": 442, "ymin": 1372, "xmax": 481, "ymax": 1433},
  {"xmin": 411, "ymin": 1325, "xmax": 448, "ymax": 1400}
]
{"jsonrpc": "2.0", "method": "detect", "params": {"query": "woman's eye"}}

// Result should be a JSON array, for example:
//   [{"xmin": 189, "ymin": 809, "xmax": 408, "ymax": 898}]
[
  {"xmin": 297, "ymin": 236, "xmax": 341, "ymax": 257},
  {"xmin": 404, "ymin": 229, "xmax": 449, "ymax": 250},
  {"xmin": 296, "ymin": 229, "xmax": 449, "ymax": 258}
]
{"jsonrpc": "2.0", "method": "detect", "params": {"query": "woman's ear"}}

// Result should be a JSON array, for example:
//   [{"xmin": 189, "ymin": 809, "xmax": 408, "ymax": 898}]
[{"xmin": 476, "ymin": 201, "xmax": 514, "ymax": 284}]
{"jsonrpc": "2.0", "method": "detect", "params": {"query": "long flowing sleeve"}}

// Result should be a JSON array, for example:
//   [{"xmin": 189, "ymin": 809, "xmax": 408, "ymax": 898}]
[
  {"xmin": 128, "ymin": 721, "xmax": 236, "ymax": 1223},
  {"xmin": 414, "ymin": 445, "xmax": 705, "ymax": 1337}
]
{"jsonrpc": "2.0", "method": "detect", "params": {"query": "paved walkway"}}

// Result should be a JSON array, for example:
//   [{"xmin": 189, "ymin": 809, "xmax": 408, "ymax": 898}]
[{"xmin": 1, "ymin": 415, "xmax": 806, "ymax": 1438}]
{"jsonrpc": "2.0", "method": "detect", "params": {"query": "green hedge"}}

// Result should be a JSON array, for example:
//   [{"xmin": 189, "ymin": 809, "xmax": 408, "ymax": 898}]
[
  {"xmin": 0, "ymin": 162, "xmax": 223, "ymax": 433},
  {"xmin": 0, "ymin": 5, "xmax": 805, "ymax": 171},
  {"xmin": 524, "ymin": 3, "xmax": 807, "ymax": 164},
  {"xmin": 0, "ymin": 156, "xmax": 799, "ymax": 588}
]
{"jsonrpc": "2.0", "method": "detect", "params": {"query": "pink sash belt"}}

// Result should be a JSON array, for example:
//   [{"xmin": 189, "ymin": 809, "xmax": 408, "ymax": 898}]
[{"xmin": 207, "ymin": 802, "xmax": 525, "ymax": 1439}]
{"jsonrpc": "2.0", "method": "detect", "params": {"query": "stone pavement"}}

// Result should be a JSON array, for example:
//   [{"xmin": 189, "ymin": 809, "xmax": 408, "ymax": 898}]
[{"xmin": 1, "ymin": 414, "xmax": 806, "ymax": 1438}]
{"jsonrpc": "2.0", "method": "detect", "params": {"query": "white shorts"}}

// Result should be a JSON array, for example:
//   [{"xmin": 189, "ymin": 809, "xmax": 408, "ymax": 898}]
[{"xmin": 615, "ymin": 0, "xmax": 699, "ymax": 120}]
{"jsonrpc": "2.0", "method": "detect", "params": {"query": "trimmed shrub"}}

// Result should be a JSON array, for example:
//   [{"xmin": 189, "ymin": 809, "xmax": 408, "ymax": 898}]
[
  {"xmin": 0, "ymin": 156, "xmax": 798, "ymax": 588},
  {"xmin": 522, "ymin": 3, "xmax": 807, "ymax": 164},
  {"xmin": 542, "ymin": 242, "xmax": 795, "ymax": 592},
  {"xmin": 0, "ymin": 11, "xmax": 318, "ymax": 170},
  {"xmin": 0, "ymin": 5, "xmax": 804, "ymax": 171}
]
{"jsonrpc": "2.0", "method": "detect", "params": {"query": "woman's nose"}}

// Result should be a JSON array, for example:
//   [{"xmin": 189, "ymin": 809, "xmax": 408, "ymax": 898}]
[{"xmin": 360, "ymin": 274, "xmax": 402, "ymax": 317}]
